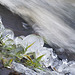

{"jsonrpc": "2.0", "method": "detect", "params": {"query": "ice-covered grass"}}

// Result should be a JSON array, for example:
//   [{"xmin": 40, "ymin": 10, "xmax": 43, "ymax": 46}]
[{"xmin": 0, "ymin": 18, "xmax": 75, "ymax": 75}]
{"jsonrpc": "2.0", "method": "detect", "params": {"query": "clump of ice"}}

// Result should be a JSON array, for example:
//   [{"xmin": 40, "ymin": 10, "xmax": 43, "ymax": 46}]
[
  {"xmin": 0, "ymin": 17, "xmax": 75, "ymax": 75},
  {"xmin": 11, "ymin": 61, "xmax": 60, "ymax": 75},
  {"xmin": 1, "ymin": 29, "xmax": 14, "ymax": 43}
]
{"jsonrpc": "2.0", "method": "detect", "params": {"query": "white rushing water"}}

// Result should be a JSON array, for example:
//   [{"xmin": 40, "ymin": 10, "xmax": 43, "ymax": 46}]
[{"xmin": 0, "ymin": 18, "xmax": 75, "ymax": 75}]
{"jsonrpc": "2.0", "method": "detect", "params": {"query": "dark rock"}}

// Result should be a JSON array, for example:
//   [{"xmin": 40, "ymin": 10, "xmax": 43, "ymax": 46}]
[{"xmin": 55, "ymin": 48, "xmax": 75, "ymax": 61}]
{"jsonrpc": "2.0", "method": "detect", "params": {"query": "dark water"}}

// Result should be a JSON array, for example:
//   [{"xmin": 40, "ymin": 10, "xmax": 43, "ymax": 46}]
[
  {"xmin": 0, "ymin": 4, "xmax": 34, "ymax": 37},
  {"xmin": 0, "ymin": 4, "xmax": 34, "ymax": 75}
]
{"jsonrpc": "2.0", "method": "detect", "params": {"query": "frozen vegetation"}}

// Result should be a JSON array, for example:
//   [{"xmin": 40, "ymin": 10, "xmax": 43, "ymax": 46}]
[{"xmin": 0, "ymin": 18, "xmax": 75, "ymax": 75}]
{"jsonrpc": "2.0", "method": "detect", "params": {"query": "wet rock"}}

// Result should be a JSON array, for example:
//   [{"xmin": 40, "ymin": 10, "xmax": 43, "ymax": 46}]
[
  {"xmin": 0, "ymin": 62, "xmax": 25, "ymax": 75},
  {"xmin": 9, "ymin": 71, "xmax": 25, "ymax": 75},
  {"xmin": 55, "ymin": 48, "xmax": 75, "ymax": 61},
  {"xmin": 0, "ymin": 68, "xmax": 13, "ymax": 75}
]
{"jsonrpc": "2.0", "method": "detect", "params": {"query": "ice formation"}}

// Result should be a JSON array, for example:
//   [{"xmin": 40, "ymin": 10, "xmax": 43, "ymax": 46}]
[{"xmin": 0, "ymin": 18, "xmax": 75, "ymax": 75}]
